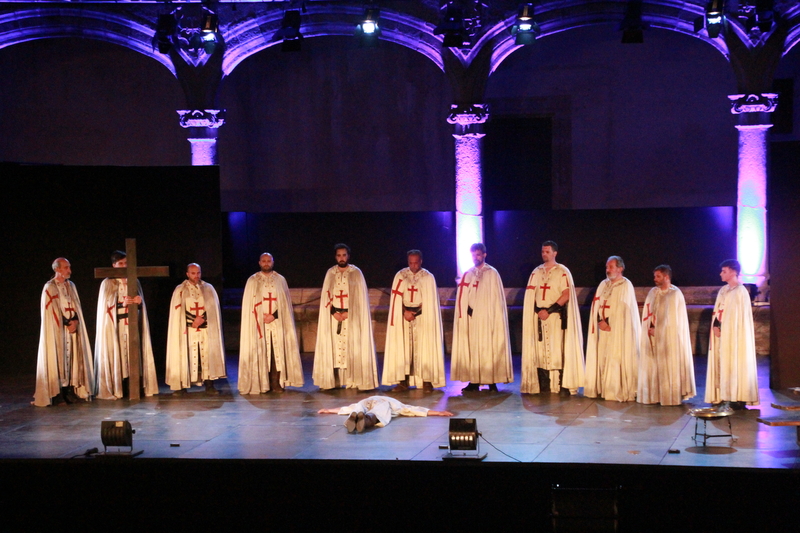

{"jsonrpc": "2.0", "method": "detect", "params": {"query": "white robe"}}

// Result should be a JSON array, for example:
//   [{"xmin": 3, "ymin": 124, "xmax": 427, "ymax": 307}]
[
  {"xmin": 705, "ymin": 283, "xmax": 759, "ymax": 405},
  {"xmin": 34, "ymin": 279, "xmax": 95, "ymax": 406},
  {"xmin": 239, "ymin": 271, "xmax": 304, "ymax": 393},
  {"xmin": 382, "ymin": 267, "xmax": 446, "ymax": 388},
  {"xmin": 165, "ymin": 280, "xmax": 226, "ymax": 391},
  {"xmin": 521, "ymin": 263, "xmax": 584, "ymax": 394},
  {"xmin": 337, "ymin": 396, "xmax": 429, "ymax": 427},
  {"xmin": 637, "ymin": 285, "xmax": 696, "ymax": 405},
  {"xmin": 312, "ymin": 265, "xmax": 378, "ymax": 390},
  {"xmin": 94, "ymin": 278, "xmax": 159, "ymax": 399},
  {"xmin": 584, "ymin": 276, "xmax": 640, "ymax": 401},
  {"xmin": 451, "ymin": 263, "xmax": 513, "ymax": 384}
]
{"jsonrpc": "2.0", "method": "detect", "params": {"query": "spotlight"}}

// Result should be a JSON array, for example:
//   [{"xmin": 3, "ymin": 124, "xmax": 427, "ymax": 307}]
[
  {"xmin": 99, "ymin": 420, "xmax": 143, "ymax": 457},
  {"xmin": 201, "ymin": 14, "xmax": 219, "ymax": 34},
  {"xmin": 510, "ymin": 3, "xmax": 540, "ymax": 46},
  {"xmin": 618, "ymin": 0, "xmax": 649, "ymax": 44},
  {"xmin": 434, "ymin": 3, "xmax": 469, "ymax": 48},
  {"xmin": 694, "ymin": 0, "xmax": 726, "ymax": 39},
  {"xmin": 154, "ymin": 13, "xmax": 177, "ymax": 54},
  {"xmin": 273, "ymin": 9, "xmax": 303, "ymax": 52},
  {"xmin": 199, "ymin": 13, "xmax": 221, "ymax": 54},
  {"xmin": 355, "ymin": 6, "xmax": 381, "ymax": 46},
  {"xmin": 443, "ymin": 418, "xmax": 487, "ymax": 460}
]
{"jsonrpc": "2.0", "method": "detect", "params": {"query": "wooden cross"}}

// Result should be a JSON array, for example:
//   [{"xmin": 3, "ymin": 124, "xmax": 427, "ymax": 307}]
[{"xmin": 94, "ymin": 238, "xmax": 169, "ymax": 400}]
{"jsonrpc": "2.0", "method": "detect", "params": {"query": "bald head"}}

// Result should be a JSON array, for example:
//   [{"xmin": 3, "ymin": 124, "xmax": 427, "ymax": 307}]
[{"xmin": 259, "ymin": 253, "xmax": 274, "ymax": 273}]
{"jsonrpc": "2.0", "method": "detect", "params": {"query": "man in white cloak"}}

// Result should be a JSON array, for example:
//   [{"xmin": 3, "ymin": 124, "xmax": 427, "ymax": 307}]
[
  {"xmin": 451, "ymin": 243, "xmax": 513, "ymax": 392},
  {"xmin": 166, "ymin": 263, "xmax": 226, "ymax": 395},
  {"xmin": 34, "ymin": 258, "xmax": 95, "ymax": 406},
  {"xmin": 239, "ymin": 253, "xmax": 304, "ymax": 394},
  {"xmin": 95, "ymin": 250, "xmax": 159, "ymax": 399},
  {"xmin": 521, "ymin": 241, "xmax": 584, "ymax": 395},
  {"xmin": 312, "ymin": 244, "xmax": 378, "ymax": 391},
  {"xmin": 318, "ymin": 396, "xmax": 453, "ymax": 433},
  {"xmin": 383, "ymin": 250, "xmax": 446, "ymax": 392},
  {"xmin": 637, "ymin": 265, "xmax": 696, "ymax": 406},
  {"xmin": 705, "ymin": 259, "xmax": 759, "ymax": 408},
  {"xmin": 584, "ymin": 255, "xmax": 641, "ymax": 402}
]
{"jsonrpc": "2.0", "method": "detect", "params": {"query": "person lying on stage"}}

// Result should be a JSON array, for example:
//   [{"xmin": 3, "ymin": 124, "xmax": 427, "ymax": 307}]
[{"xmin": 318, "ymin": 395, "xmax": 454, "ymax": 433}]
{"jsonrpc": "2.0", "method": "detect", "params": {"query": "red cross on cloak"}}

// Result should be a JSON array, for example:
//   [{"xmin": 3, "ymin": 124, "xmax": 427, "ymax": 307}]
[
  {"xmin": 456, "ymin": 277, "xmax": 471, "ymax": 319},
  {"xmin": 563, "ymin": 272, "xmax": 569, "ymax": 287},
  {"xmin": 45, "ymin": 291, "xmax": 60, "ymax": 323},
  {"xmin": 253, "ymin": 301, "xmax": 263, "ymax": 339},
  {"xmin": 716, "ymin": 308, "xmax": 724, "ymax": 324},
  {"xmin": 335, "ymin": 290, "xmax": 348, "ymax": 309},
  {"xmin": 539, "ymin": 283, "xmax": 551, "ymax": 300},
  {"xmin": 325, "ymin": 290, "xmax": 333, "ymax": 308},
  {"xmin": 407, "ymin": 285, "xmax": 418, "ymax": 303},
  {"xmin": 599, "ymin": 300, "xmax": 611, "ymax": 325},
  {"xmin": 389, "ymin": 279, "xmax": 403, "ymax": 327},
  {"xmin": 264, "ymin": 293, "xmax": 277, "ymax": 315},
  {"xmin": 643, "ymin": 302, "xmax": 655, "ymax": 324},
  {"xmin": 106, "ymin": 303, "xmax": 115, "ymax": 320}
]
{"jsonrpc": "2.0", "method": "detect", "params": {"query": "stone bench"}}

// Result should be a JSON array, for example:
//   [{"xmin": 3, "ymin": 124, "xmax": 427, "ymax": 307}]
[{"xmin": 221, "ymin": 286, "xmax": 770, "ymax": 356}]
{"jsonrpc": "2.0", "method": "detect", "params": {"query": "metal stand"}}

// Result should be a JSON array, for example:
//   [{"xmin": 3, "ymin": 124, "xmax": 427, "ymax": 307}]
[{"xmin": 690, "ymin": 408, "xmax": 734, "ymax": 446}]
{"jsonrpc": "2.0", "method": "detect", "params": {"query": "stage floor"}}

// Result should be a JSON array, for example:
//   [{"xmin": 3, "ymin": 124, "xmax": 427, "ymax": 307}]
[{"xmin": 2, "ymin": 355, "xmax": 798, "ymax": 468}]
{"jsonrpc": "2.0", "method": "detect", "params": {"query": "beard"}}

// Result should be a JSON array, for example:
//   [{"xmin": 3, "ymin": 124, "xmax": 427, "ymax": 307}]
[{"xmin": 337, "ymin": 261, "xmax": 348, "ymax": 268}]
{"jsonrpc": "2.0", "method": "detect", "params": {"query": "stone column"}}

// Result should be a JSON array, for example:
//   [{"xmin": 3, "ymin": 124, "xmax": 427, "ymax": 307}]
[
  {"xmin": 447, "ymin": 103, "xmax": 489, "ymax": 277},
  {"xmin": 728, "ymin": 93, "xmax": 777, "ymax": 293},
  {"xmin": 177, "ymin": 109, "xmax": 226, "ymax": 166}
]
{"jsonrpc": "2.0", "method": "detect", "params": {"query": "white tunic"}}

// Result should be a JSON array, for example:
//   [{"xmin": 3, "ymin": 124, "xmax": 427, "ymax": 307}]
[
  {"xmin": 312, "ymin": 265, "xmax": 378, "ymax": 390},
  {"xmin": 451, "ymin": 263, "xmax": 513, "ymax": 384},
  {"xmin": 382, "ymin": 268, "xmax": 446, "ymax": 388},
  {"xmin": 166, "ymin": 280, "xmax": 226, "ymax": 390},
  {"xmin": 704, "ymin": 283, "xmax": 759, "ymax": 405},
  {"xmin": 239, "ymin": 271, "xmax": 304, "ymax": 393},
  {"xmin": 34, "ymin": 279, "xmax": 95, "ymax": 406},
  {"xmin": 637, "ymin": 285, "xmax": 696, "ymax": 405},
  {"xmin": 584, "ymin": 277, "xmax": 640, "ymax": 402},
  {"xmin": 521, "ymin": 263, "xmax": 584, "ymax": 394}
]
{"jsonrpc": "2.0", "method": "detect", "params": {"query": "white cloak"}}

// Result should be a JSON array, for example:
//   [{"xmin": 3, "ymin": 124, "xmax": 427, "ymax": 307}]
[
  {"xmin": 521, "ymin": 263, "xmax": 585, "ymax": 394},
  {"xmin": 382, "ymin": 268, "xmax": 446, "ymax": 388},
  {"xmin": 239, "ymin": 271, "xmax": 304, "ymax": 393},
  {"xmin": 312, "ymin": 265, "xmax": 379, "ymax": 390},
  {"xmin": 704, "ymin": 283, "xmax": 759, "ymax": 405},
  {"xmin": 584, "ymin": 277, "xmax": 640, "ymax": 401},
  {"xmin": 165, "ymin": 280, "xmax": 226, "ymax": 391},
  {"xmin": 637, "ymin": 285, "xmax": 696, "ymax": 405},
  {"xmin": 451, "ymin": 263, "xmax": 513, "ymax": 384},
  {"xmin": 34, "ymin": 279, "xmax": 95, "ymax": 406},
  {"xmin": 94, "ymin": 278, "xmax": 159, "ymax": 399}
]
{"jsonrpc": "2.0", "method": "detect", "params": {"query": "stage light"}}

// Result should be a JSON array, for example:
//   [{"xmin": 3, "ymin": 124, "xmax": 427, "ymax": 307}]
[
  {"xmin": 201, "ymin": 14, "xmax": 219, "ymax": 34},
  {"xmin": 434, "ymin": 3, "xmax": 469, "ymax": 48},
  {"xmin": 694, "ymin": 0, "xmax": 726, "ymax": 39},
  {"xmin": 355, "ymin": 6, "xmax": 381, "ymax": 46},
  {"xmin": 273, "ymin": 9, "xmax": 303, "ymax": 52},
  {"xmin": 100, "ymin": 420, "xmax": 143, "ymax": 457},
  {"xmin": 154, "ymin": 13, "xmax": 177, "ymax": 54},
  {"xmin": 444, "ymin": 418, "xmax": 486, "ymax": 460},
  {"xmin": 510, "ymin": 3, "xmax": 540, "ymax": 46},
  {"xmin": 618, "ymin": 0, "xmax": 649, "ymax": 44}
]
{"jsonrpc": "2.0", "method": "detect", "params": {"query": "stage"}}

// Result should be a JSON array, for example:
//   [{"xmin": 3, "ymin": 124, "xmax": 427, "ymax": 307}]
[{"xmin": 3, "ymin": 353, "xmax": 798, "ymax": 530}]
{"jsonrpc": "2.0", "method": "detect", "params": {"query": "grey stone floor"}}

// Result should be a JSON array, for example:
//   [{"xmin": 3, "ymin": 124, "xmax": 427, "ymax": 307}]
[{"xmin": 3, "ymin": 354, "xmax": 798, "ymax": 468}]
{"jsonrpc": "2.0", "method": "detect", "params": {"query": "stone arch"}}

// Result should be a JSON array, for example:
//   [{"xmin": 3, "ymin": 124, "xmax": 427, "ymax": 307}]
[
  {"xmin": 222, "ymin": 5, "xmax": 445, "ymax": 76},
  {"xmin": 485, "ymin": 1, "xmax": 728, "ymax": 74},
  {"xmin": 0, "ymin": 8, "xmax": 174, "ymax": 74}
]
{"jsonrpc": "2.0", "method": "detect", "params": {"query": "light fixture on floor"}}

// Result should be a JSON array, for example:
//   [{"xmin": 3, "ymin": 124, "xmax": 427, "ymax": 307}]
[
  {"xmin": 100, "ymin": 420, "xmax": 143, "ymax": 457},
  {"xmin": 443, "ymin": 418, "xmax": 486, "ymax": 460},
  {"xmin": 511, "ymin": 3, "xmax": 540, "ymax": 46}
]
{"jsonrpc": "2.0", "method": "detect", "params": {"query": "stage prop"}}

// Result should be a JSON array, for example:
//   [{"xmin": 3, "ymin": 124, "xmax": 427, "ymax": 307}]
[{"xmin": 94, "ymin": 238, "xmax": 169, "ymax": 400}]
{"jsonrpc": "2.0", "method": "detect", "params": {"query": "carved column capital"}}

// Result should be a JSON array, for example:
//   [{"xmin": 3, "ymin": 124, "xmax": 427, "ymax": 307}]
[
  {"xmin": 177, "ymin": 109, "xmax": 226, "ymax": 128},
  {"xmin": 447, "ymin": 103, "xmax": 489, "ymax": 136},
  {"xmin": 728, "ymin": 93, "xmax": 778, "ymax": 114}
]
